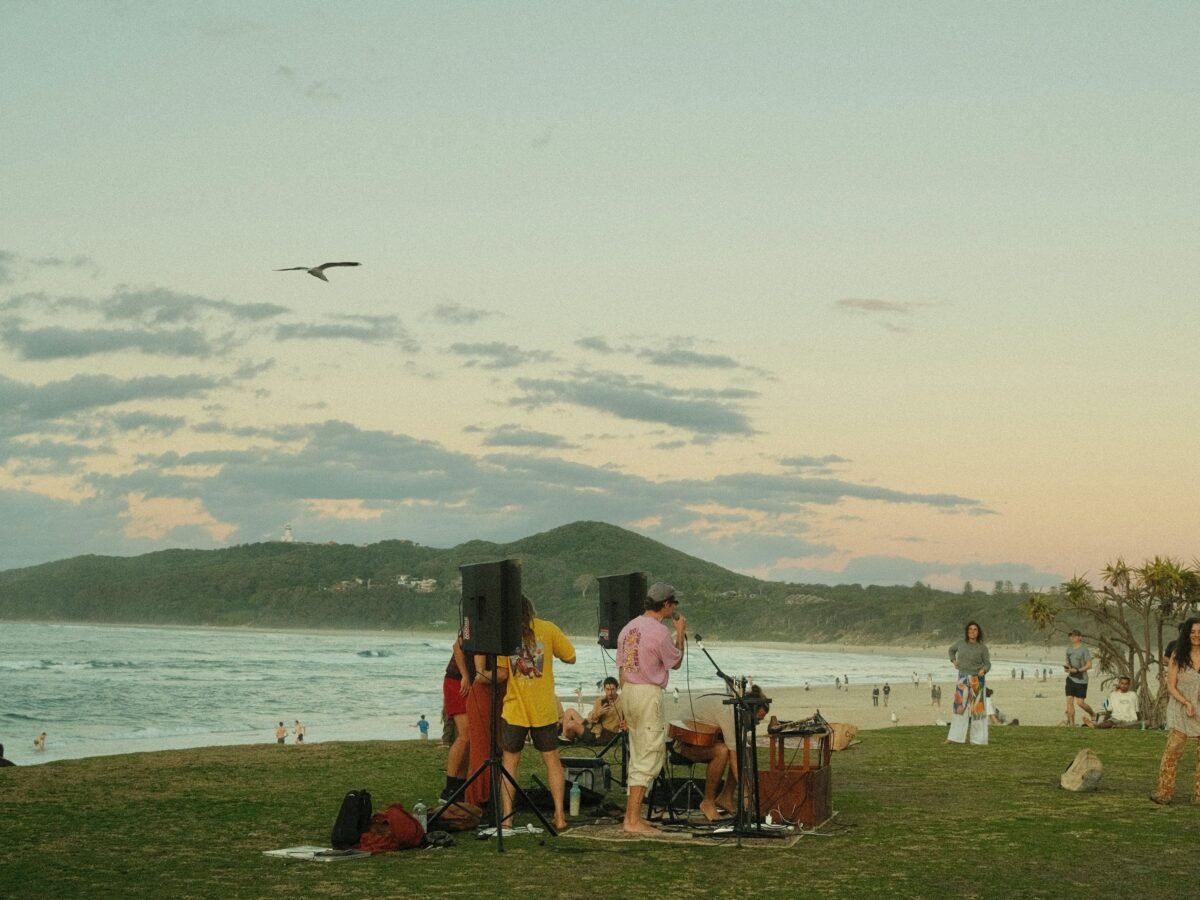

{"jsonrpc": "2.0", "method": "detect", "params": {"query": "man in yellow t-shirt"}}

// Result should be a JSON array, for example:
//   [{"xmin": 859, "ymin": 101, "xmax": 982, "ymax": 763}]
[{"xmin": 495, "ymin": 599, "xmax": 576, "ymax": 830}]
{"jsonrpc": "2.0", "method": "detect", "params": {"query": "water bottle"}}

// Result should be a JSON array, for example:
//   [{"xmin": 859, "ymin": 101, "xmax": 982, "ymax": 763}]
[
  {"xmin": 413, "ymin": 798, "xmax": 428, "ymax": 831},
  {"xmin": 569, "ymin": 781, "xmax": 581, "ymax": 817}
]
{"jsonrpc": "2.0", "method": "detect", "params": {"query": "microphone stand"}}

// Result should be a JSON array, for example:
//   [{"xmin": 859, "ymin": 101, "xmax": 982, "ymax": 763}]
[{"xmin": 694, "ymin": 635, "xmax": 783, "ymax": 843}]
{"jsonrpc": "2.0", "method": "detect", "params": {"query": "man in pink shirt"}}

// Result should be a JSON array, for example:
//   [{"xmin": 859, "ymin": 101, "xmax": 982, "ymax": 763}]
[{"xmin": 616, "ymin": 581, "xmax": 686, "ymax": 834}]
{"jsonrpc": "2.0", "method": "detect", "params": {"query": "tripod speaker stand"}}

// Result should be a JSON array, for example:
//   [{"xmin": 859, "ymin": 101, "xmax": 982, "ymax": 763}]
[{"xmin": 428, "ymin": 654, "xmax": 557, "ymax": 852}]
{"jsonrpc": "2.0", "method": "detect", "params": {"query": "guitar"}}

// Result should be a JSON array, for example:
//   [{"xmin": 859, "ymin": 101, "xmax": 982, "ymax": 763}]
[{"xmin": 668, "ymin": 719, "xmax": 719, "ymax": 747}]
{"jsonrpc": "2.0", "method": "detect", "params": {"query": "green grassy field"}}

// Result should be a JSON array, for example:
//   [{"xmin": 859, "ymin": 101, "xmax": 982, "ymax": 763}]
[{"xmin": 0, "ymin": 727, "xmax": 1193, "ymax": 899}]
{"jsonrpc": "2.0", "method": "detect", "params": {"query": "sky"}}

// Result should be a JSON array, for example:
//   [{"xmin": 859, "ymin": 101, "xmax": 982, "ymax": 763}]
[{"xmin": 2, "ymin": 2, "xmax": 1197, "ymax": 589}]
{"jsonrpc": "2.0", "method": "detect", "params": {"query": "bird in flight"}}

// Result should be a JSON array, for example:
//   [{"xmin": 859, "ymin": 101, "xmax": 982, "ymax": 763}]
[{"xmin": 274, "ymin": 261, "xmax": 361, "ymax": 282}]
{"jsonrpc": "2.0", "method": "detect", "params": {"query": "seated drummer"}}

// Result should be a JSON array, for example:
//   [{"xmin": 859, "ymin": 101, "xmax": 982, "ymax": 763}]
[
  {"xmin": 561, "ymin": 677, "xmax": 627, "ymax": 745},
  {"xmin": 676, "ymin": 685, "xmax": 770, "ymax": 822}
]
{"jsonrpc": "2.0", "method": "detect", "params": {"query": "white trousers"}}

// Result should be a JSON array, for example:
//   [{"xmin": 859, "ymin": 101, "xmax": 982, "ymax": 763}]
[{"xmin": 947, "ymin": 712, "xmax": 988, "ymax": 745}]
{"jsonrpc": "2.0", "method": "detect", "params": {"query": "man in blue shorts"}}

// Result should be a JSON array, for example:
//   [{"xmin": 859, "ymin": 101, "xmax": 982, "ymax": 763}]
[{"xmin": 1064, "ymin": 629, "xmax": 1096, "ymax": 726}]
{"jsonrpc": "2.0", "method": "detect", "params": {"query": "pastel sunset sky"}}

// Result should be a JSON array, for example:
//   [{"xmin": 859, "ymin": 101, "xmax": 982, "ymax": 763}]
[{"xmin": 3, "ymin": 2, "xmax": 1196, "ymax": 588}]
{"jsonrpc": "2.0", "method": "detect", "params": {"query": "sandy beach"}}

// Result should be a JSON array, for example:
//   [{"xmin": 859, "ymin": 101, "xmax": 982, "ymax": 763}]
[{"xmin": 661, "ymin": 643, "xmax": 1107, "ymax": 732}]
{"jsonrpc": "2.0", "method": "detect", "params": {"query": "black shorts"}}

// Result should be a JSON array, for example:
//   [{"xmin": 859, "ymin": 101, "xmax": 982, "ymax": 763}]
[
  {"xmin": 1065, "ymin": 679, "xmax": 1089, "ymax": 699},
  {"xmin": 499, "ymin": 719, "xmax": 559, "ymax": 753}
]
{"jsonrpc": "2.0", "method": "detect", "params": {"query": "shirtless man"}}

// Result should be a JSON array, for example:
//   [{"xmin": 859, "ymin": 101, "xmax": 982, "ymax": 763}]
[
  {"xmin": 34, "ymin": 732, "xmax": 46, "ymax": 752},
  {"xmin": 274, "ymin": 722, "xmax": 287, "ymax": 744},
  {"xmin": 676, "ymin": 685, "xmax": 770, "ymax": 821},
  {"xmin": 293, "ymin": 719, "xmax": 306, "ymax": 743}
]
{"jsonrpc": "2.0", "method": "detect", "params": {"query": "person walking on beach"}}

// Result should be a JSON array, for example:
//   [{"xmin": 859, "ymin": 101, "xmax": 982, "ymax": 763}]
[
  {"xmin": 1063, "ymin": 629, "xmax": 1096, "ymax": 726},
  {"xmin": 617, "ymin": 581, "xmax": 685, "ymax": 834},
  {"xmin": 931, "ymin": 684, "xmax": 942, "ymax": 707},
  {"xmin": 274, "ymin": 722, "xmax": 287, "ymax": 744},
  {"xmin": 34, "ymin": 732, "xmax": 46, "ymax": 752},
  {"xmin": 872, "ymin": 686, "xmax": 880, "ymax": 706},
  {"xmin": 1151, "ymin": 618, "xmax": 1200, "ymax": 805},
  {"xmin": 883, "ymin": 683, "xmax": 891, "ymax": 707},
  {"xmin": 293, "ymin": 719, "xmax": 305, "ymax": 743},
  {"xmin": 947, "ymin": 622, "xmax": 991, "ymax": 746}
]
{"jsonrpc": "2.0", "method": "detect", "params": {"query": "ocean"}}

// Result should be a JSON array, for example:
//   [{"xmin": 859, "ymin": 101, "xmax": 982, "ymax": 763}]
[{"xmin": 0, "ymin": 622, "xmax": 1028, "ymax": 766}]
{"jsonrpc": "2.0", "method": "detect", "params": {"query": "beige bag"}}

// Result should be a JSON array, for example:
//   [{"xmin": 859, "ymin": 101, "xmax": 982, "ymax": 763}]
[
  {"xmin": 1060, "ymin": 748, "xmax": 1103, "ymax": 792},
  {"xmin": 828, "ymin": 722, "xmax": 859, "ymax": 751}
]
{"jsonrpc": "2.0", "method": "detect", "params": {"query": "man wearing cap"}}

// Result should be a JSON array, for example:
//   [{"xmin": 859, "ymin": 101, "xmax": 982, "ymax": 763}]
[
  {"xmin": 616, "ymin": 581, "xmax": 686, "ymax": 834},
  {"xmin": 1064, "ymin": 629, "xmax": 1096, "ymax": 726}
]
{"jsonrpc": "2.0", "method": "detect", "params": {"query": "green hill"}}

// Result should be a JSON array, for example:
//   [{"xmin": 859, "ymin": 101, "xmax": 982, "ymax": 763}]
[{"xmin": 0, "ymin": 520, "xmax": 1043, "ymax": 643}]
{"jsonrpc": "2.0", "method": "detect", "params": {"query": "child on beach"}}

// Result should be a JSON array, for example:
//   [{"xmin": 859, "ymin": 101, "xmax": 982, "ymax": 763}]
[{"xmin": 417, "ymin": 715, "xmax": 430, "ymax": 739}]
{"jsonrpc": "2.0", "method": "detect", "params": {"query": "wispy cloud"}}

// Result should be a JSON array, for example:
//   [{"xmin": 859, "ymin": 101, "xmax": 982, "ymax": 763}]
[
  {"xmin": 481, "ymin": 424, "xmax": 576, "ymax": 449},
  {"xmin": 449, "ymin": 342, "xmax": 556, "ymax": 369},
  {"xmin": 276, "ymin": 314, "xmax": 418, "ymax": 350},
  {"xmin": 275, "ymin": 65, "xmax": 340, "ymax": 101},
  {"xmin": 511, "ymin": 370, "xmax": 757, "ymax": 437},
  {"xmin": 834, "ymin": 297, "xmax": 942, "ymax": 333},
  {"xmin": 429, "ymin": 302, "xmax": 500, "ymax": 325}
]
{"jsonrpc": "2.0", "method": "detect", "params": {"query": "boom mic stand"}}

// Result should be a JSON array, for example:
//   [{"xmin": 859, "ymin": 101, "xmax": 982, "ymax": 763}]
[
  {"xmin": 694, "ymin": 635, "xmax": 784, "ymax": 843},
  {"xmin": 428, "ymin": 653, "xmax": 557, "ymax": 853}
]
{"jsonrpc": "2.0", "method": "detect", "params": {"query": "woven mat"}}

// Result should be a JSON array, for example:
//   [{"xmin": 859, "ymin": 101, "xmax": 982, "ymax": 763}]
[{"xmin": 561, "ymin": 821, "xmax": 803, "ymax": 848}]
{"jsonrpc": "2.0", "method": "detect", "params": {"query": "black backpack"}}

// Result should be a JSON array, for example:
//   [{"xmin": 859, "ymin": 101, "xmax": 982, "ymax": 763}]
[{"xmin": 330, "ymin": 789, "xmax": 372, "ymax": 850}]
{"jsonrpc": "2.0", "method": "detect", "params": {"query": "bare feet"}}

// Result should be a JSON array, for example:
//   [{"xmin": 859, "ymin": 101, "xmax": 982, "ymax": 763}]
[
  {"xmin": 699, "ymin": 800, "xmax": 724, "ymax": 822},
  {"xmin": 623, "ymin": 819, "xmax": 659, "ymax": 834},
  {"xmin": 553, "ymin": 817, "xmax": 568, "ymax": 831}
]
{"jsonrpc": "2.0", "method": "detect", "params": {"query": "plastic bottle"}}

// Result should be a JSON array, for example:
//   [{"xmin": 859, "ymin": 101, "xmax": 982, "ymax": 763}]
[
  {"xmin": 569, "ymin": 781, "xmax": 581, "ymax": 817},
  {"xmin": 413, "ymin": 798, "xmax": 428, "ymax": 831}
]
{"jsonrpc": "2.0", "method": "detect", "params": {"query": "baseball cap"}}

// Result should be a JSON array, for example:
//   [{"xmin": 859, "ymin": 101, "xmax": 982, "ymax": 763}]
[{"xmin": 646, "ymin": 582, "xmax": 679, "ymax": 606}]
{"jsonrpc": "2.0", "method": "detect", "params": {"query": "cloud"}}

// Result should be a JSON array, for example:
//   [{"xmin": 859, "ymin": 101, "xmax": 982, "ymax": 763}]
[
  {"xmin": 102, "ymin": 287, "xmax": 288, "ymax": 324},
  {"xmin": 429, "ymin": 302, "xmax": 499, "ymax": 325},
  {"xmin": 0, "ymin": 250, "xmax": 16, "ymax": 285},
  {"xmin": 0, "ymin": 372, "xmax": 222, "ymax": 425},
  {"xmin": 276, "ymin": 315, "xmax": 419, "ymax": 350},
  {"xmin": 449, "ymin": 342, "xmax": 556, "ymax": 369},
  {"xmin": 276, "ymin": 65, "xmax": 340, "ymax": 101},
  {"xmin": 576, "ymin": 336, "xmax": 615, "ymax": 354},
  {"xmin": 834, "ymin": 297, "xmax": 943, "ymax": 333},
  {"xmin": 0, "ymin": 323, "xmax": 222, "ymax": 360},
  {"xmin": 121, "ymin": 491, "xmax": 237, "ymax": 542},
  {"xmin": 481, "ymin": 424, "xmax": 576, "ymax": 449},
  {"xmin": 781, "ymin": 454, "xmax": 851, "ymax": 470},
  {"xmin": 109, "ymin": 412, "xmax": 187, "ymax": 434},
  {"xmin": 511, "ymin": 370, "xmax": 757, "ymax": 436},
  {"xmin": 637, "ymin": 348, "xmax": 740, "ymax": 369}
]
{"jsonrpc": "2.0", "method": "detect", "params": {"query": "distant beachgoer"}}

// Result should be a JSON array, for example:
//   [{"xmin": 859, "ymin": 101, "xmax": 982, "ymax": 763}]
[
  {"xmin": 293, "ymin": 719, "xmax": 305, "ymax": 743},
  {"xmin": 882, "ymin": 683, "xmax": 891, "ymax": 707},
  {"xmin": 1020, "ymin": 668, "xmax": 1025, "ymax": 680},
  {"xmin": 912, "ymin": 672, "xmax": 919, "ymax": 689},
  {"xmin": 1064, "ymin": 630, "xmax": 1096, "ymax": 726},
  {"xmin": 835, "ymin": 677, "xmax": 841, "ymax": 691},
  {"xmin": 0, "ymin": 743, "xmax": 15, "ymax": 767},
  {"xmin": 844, "ymin": 674, "xmax": 849, "ymax": 687},
  {"xmin": 418, "ymin": 714, "xmax": 430, "ymax": 739},
  {"xmin": 275, "ymin": 722, "xmax": 287, "ymax": 744},
  {"xmin": 1151, "ymin": 618, "xmax": 1200, "ymax": 805},
  {"xmin": 34, "ymin": 732, "xmax": 46, "ymax": 752},
  {"xmin": 947, "ymin": 621, "xmax": 990, "ymax": 746},
  {"xmin": 931, "ymin": 683, "xmax": 941, "ymax": 707},
  {"xmin": 872, "ymin": 686, "xmax": 879, "ymax": 707},
  {"xmin": 1011, "ymin": 668, "xmax": 1016, "ymax": 679},
  {"xmin": 804, "ymin": 682, "xmax": 810, "ymax": 691}
]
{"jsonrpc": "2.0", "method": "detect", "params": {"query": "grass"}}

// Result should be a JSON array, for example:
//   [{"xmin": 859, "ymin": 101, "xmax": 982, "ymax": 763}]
[{"xmin": 0, "ymin": 727, "xmax": 1195, "ymax": 899}]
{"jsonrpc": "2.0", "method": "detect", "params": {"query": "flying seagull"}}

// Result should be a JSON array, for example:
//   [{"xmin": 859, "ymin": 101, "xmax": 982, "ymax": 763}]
[{"xmin": 274, "ymin": 261, "xmax": 361, "ymax": 282}]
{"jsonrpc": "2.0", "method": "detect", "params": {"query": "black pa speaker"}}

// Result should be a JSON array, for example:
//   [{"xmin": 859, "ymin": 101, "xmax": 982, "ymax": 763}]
[
  {"xmin": 597, "ymin": 572, "xmax": 646, "ymax": 649},
  {"xmin": 460, "ymin": 559, "xmax": 522, "ymax": 656}
]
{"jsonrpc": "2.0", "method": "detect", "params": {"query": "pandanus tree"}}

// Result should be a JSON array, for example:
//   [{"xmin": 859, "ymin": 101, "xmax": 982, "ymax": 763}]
[{"xmin": 1023, "ymin": 557, "xmax": 1200, "ymax": 726}]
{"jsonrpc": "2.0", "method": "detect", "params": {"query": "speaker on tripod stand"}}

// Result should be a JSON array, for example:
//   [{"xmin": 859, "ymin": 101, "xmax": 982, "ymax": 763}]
[
  {"xmin": 597, "ymin": 572, "xmax": 646, "ymax": 649},
  {"xmin": 431, "ymin": 558, "xmax": 559, "ymax": 852}
]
